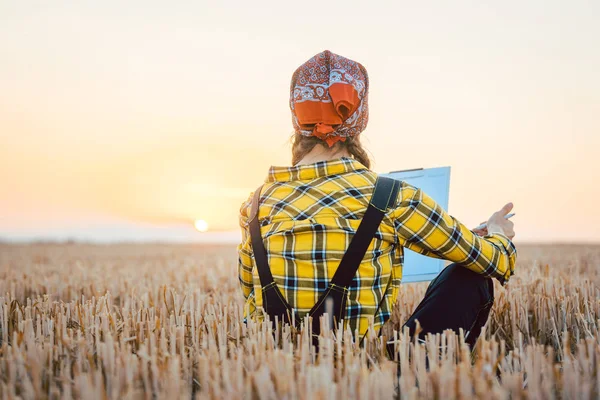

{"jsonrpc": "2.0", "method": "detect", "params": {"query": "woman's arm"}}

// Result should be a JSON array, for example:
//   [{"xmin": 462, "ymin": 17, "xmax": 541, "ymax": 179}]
[
  {"xmin": 391, "ymin": 182, "xmax": 517, "ymax": 284},
  {"xmin": 237, "ymin": 194, "xmax": 255, "ymax": 299}
]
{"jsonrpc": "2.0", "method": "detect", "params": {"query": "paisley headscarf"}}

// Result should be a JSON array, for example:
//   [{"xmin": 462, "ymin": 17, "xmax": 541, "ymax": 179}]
[{"xmin": 289, "ymin": 50, "xmax": 369, "ymax": 147}]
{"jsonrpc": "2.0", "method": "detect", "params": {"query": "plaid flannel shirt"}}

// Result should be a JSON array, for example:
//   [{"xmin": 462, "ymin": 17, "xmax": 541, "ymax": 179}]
[{"xmin": 237, "ymin": 157, "xmax": 517, "ymax": 336}]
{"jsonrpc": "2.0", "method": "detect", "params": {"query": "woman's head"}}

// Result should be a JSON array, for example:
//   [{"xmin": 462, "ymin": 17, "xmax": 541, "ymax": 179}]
[{"xmin": 289, "ymin": 50, "xmax": 370, "ymax": 167}]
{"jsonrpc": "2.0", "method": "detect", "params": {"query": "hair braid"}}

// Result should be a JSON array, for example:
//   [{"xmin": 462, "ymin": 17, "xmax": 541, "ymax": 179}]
[{"xmin": 290, "ymin": 134, "xmax": 371, "ymax": 169}]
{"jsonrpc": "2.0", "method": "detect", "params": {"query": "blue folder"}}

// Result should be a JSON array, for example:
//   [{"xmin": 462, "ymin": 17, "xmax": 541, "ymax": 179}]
[{"xmin": 381, "ymin": 167, "xmax": 451, "ymax": 283}]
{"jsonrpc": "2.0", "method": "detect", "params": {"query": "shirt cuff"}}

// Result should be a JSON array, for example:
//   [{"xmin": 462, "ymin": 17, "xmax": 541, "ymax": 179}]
[{"xmin": 483, "ymin": 232, "xmax": 517, "ymax": 285}]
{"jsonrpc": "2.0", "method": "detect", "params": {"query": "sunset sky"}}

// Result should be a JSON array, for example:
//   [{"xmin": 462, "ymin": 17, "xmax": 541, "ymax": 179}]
[{"xmin": 1, "ymin": 1, "xmax": 599, "ymax": 243}]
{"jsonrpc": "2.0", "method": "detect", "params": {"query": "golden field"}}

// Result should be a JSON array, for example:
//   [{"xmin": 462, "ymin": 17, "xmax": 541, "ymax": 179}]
[{"xmin": 0, "ymin": 243, "xmax": 599, "ymax": 399}]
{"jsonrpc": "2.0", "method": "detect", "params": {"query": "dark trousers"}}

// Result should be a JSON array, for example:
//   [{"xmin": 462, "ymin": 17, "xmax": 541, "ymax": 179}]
[{"xmin": 398, "ymin": 263, "xmax": 495, "ymax": 349}]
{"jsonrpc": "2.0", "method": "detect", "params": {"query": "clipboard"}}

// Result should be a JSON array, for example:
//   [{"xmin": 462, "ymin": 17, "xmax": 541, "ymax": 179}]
[{"xmin": 381, "ymin": 166, "xmax": 451, "ymax": 283}]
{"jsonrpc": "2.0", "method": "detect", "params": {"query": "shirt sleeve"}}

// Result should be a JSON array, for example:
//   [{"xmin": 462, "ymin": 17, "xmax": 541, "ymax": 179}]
[
  {"xmin": 237, "ymin": 192, "xmax": 255, "ymax": 299},
  {"xmin": 391, "ymin": 182, "xmax": 517, "ymax": 285}
]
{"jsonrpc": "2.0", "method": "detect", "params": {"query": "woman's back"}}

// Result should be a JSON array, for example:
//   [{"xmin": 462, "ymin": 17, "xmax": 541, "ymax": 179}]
[{"xmin": 238, "ymin": 157, "xmax": 399, "ymax": 335}]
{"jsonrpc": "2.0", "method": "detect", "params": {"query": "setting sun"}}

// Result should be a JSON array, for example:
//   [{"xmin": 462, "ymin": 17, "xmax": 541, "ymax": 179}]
[{"xmin": 194, "ymin": 219, "xmax": 209, "ymax": 232}]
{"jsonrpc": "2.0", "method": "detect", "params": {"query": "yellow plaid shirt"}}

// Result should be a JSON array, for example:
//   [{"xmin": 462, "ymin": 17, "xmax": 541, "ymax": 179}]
[{"xmin": 237, "ymin": 157, "xmax": 517, "ymax": 335}]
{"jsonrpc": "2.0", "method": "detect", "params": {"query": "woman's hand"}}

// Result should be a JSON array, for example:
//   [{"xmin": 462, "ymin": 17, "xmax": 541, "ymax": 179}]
[
  {"xmin": 479, "ymin": 203, "xmax": 515, "ymax": 240},
  {"xmin": 472, "ymin": 225, "xmax": 488, "ymax": 237}
]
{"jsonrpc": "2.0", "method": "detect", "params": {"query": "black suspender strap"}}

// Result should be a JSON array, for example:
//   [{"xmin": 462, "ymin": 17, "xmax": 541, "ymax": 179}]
[
  {"xmin": 307, "ymin": 177, "xmax": 400, "ymax": 337},
  {"xmin": 329, "ymin": 177, "xmax": 400, "ymax": 288},
  {"xmin": 249, "ymin": 185, "xmax": 274, "ymax": 288},
  {"xmin": 249, "ymin": 185, "xmax": 294, "ymax": 325}
]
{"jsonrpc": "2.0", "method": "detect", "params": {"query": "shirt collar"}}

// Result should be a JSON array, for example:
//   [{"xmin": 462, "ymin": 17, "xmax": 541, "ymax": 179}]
[{"xmin": 266, "ymin": 157, "xmax": 368, "ymax": 183}]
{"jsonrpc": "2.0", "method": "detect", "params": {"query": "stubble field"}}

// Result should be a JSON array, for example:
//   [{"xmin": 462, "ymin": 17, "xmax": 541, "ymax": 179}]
[{"xmin": 0, "ymin": 243, "xmax": 599, "ymax": 399}]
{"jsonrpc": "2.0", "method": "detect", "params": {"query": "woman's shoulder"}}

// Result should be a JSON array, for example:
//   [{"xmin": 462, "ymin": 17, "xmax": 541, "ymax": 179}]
[
  {"xmin": 238, "ymin": 182, "xmax": 276, "ymax": 227},
  {"xmin": 238, "ymin": 190, "xmax": 255, "ymax": 228},
  {"xmin": 374, "ymin": 178, "xmax": 422, "ymax": 212}
]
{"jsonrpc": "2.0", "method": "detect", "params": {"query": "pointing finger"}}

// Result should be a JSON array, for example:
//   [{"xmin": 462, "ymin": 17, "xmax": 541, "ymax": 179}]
[{"xmin": 499, "ymin": 202, "xmax": 514, "ymax": 216}]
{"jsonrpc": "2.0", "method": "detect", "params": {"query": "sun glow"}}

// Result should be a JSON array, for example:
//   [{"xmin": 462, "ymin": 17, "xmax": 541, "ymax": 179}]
[{"xmin": 194, "ymin": 219, "xmax": 209, "ymax": 232}]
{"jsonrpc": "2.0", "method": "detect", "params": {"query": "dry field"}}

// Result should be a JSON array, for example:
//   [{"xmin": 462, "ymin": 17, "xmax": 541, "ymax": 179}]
[{"xmin": 0, "ymin": 243, "xmax": 599, "ymax": 399}]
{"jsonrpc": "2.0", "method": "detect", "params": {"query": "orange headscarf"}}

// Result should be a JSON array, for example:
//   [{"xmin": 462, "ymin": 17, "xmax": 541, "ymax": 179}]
[{"xmin": 289, "ymin": 50, "xmax": 369, "ymax": 147}]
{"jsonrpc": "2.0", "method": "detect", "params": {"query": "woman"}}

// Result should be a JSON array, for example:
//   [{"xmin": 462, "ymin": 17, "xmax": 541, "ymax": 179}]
[{"xmin": 237, "ymin": 50, "xmax": 516, "ymax": 348}]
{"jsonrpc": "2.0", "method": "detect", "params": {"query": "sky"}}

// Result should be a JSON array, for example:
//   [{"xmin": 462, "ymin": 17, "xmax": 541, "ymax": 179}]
[{"xmin": 1, "ymin": 0, "xmax": 599, "ymax": 243}]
